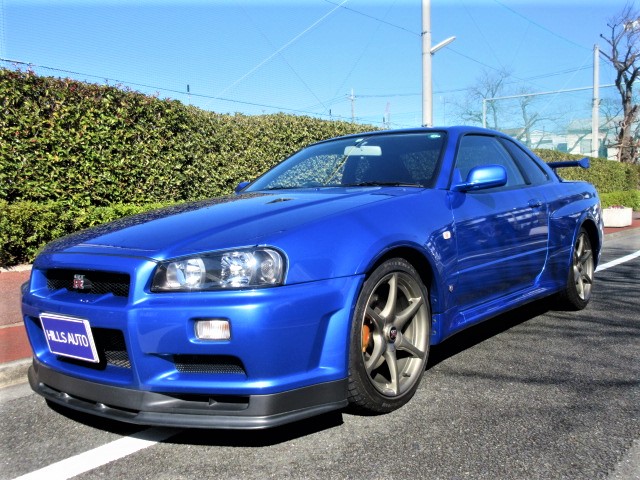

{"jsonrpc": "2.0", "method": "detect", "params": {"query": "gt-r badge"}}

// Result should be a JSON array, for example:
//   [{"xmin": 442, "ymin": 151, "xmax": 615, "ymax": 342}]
[{"xmin": 73, "ymin": 274, "xmax": 86, "ymax": 290}]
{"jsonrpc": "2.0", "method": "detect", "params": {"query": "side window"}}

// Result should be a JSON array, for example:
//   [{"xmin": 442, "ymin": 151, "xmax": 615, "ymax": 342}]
[
  {"xmin": 454, "ymin": 135, "xmax": 526, "ymax": 189},
  {"xmin": 500, "ymin": 139, "xmax": 550, "ymax": 186}
]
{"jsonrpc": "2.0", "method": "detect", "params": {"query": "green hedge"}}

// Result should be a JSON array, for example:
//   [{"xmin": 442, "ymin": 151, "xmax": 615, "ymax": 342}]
[
  {"xmin": 600, "ymin": 190, "xmax": 640, "ymax": 210},
  {"xmin": 0, "ymin": 199, "xmax": 171, "ymax": 267},
  {"xmin": 1, "ymin": 68, "xmax": 373, "ymax": 207}
]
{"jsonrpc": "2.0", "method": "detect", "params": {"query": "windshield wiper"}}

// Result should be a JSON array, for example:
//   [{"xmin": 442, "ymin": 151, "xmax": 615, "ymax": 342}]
[
  {"xmin": 343, "ymin": 181, "xmax": 420, "ymax": 187},
  {"xmin": 263, "ymin": 185, "xmax": 306, "ymax": 190}
]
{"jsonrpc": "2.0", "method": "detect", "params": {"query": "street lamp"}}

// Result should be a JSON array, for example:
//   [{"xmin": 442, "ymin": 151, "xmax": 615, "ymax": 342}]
[{"xmin": 422, "ymin": 0, "xmax": 455, "ymax": 127}]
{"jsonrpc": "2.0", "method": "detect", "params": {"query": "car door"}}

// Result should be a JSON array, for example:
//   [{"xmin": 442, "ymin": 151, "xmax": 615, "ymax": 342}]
[{"xmin": 449, "ymin": 134, "xmax": 550, "ymax": 310}]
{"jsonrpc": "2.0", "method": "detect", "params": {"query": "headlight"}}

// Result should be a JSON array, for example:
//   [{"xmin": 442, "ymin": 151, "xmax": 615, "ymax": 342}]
[{"xmin": 151, "ymin": 248, "xmax": 285, "ymax": 292}]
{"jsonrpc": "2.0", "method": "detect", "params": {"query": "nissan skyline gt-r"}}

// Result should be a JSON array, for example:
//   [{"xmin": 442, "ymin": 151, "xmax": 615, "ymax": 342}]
[{"xmin": 21, "ymin": 126, "xmax": 603, "ymax": 429}]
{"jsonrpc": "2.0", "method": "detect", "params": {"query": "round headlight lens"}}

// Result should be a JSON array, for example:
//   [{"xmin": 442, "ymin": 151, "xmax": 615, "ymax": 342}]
[
  {"xmin": 165, "ymin": 258, "xmax": 206, "ymax": 289},
  {"xmin": 221, "ymin": 251, "xmax": 257, "ymax": 287},
  {"xmin": 258, "ymin": 250, "xmax": 282, "ymax": 284}
]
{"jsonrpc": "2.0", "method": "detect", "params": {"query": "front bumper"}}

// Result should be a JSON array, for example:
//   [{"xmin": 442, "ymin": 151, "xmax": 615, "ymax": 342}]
[
  {"xmin": 29, "ymin": 360, "xmax": 348, "ymax": 429},
  {"xmin": 22, "ymin": 254, "xmax": 363, "ymax": 427}
]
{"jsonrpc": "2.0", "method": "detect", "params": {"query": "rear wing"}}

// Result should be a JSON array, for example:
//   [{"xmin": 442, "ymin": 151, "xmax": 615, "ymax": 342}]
[{"xmin": 547, "ymin": 157, "xmax": 590, "ymax": 171}]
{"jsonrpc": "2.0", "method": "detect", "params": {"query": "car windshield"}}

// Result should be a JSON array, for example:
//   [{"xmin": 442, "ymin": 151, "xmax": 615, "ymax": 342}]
[{"xmin": 244, "ymin": 131, "xmax": 446, "ymax": 191}]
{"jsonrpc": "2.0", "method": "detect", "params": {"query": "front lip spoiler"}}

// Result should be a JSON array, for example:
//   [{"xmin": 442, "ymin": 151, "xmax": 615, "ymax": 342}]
[{"xmin": 28, "ymin": 360, "xmax": 348, "ymax": 430}]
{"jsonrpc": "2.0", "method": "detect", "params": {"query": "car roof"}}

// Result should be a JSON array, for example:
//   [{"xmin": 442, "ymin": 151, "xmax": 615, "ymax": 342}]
[{"xmin": 311, "ymin": 126, "xmax": 507, "ymax": 146}]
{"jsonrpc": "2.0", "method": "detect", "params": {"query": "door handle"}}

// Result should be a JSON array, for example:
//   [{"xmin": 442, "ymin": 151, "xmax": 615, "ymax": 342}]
[{"xmin": 528, "ymin": 199, "xmax": 543, "ymax": 208}]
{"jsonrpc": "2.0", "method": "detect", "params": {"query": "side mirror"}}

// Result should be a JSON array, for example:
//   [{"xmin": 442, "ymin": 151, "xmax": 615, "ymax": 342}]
[
  {"xmin": 235, "ymin": 181, "xmax": 250, "ymax": 194},
  {"xmin": 451, "ymin": 164, "xmax": 507, "ymax": 192}
]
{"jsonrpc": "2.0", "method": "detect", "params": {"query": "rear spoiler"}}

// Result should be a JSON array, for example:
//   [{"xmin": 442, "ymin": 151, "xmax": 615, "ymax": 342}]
[{"xmin": 547, "ymin": 157, "xmax": 590, "ymax": 170}]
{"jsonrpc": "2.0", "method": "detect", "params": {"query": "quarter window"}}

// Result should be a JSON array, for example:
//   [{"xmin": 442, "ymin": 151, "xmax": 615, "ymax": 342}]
[{"xmin": 499, "ymin": 138, "xmax": 550, "ymax": 186}]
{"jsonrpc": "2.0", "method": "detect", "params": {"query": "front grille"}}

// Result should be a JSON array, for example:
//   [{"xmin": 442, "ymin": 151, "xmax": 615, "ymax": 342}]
[
  {"xmin": 45, "ymin": 269, "xmax": 130, "ymax": 297},
  {"xmin": 58, "ymin": 328, "xmax": 131, "ymax": 370},
  {"xmin": 174, "ymin": 355, "xmax": 246, "ymax": 375}
]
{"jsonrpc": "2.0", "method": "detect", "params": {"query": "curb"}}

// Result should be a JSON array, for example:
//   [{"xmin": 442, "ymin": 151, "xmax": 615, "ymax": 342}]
[
  {"xmin": 0, "ymin": 264, "xmax": 32, "ymax": 273},
  {"xmin": 0, "ymin": 358, "xmax": 31, "ymax": 388},
  {"xmin": 603, "ymin": 227, "xmax": 640, "ymax": 240}
]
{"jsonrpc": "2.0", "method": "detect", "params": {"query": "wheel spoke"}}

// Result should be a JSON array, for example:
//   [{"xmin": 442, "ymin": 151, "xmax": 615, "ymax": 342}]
[
  {"xmin": 364, "ymin": 335, "xmax": 385, "ymax": 374},
  {"xmin": 395, "ymin": 296, "xmax": 424, "ymax": 330},
  {"xmin": 382, "ymin": 349, "xmax": 399, "ymax": 395},
  {"xmin": 396, "ymin": 335, "xmax": 425, "ymax": 359},
  {"xmin": 575, "ymin": 235, "xmax": 584, "ymax": 257},
  {"xmin": 573, "ymin": 264, "xmax": 581, "ymax": 283},
  {"xmin": 379, "ymin": 273, "xmax": 398, "ymax": 319},
  {"xmin": 366, "ymin": 306, "xmax": 385, "ymax": 331},
  {"xmin": 579, "ymin": 249, "xmax": 592, "ymax": 267},
  {"xmin": 576, "ymin": 273, "xmax": 585, "ymax": 297}
]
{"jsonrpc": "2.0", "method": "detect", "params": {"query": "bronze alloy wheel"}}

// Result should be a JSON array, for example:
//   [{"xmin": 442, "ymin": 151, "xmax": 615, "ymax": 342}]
[{"xmin": 348, "ymin": 258, "xmax": 430, "ymax": 413}]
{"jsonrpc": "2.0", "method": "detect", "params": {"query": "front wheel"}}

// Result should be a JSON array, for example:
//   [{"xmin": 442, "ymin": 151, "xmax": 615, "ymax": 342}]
[
  {"xmin": 347, "ymin": 258, "xmax": 431, "ymax": 414},
  {"xmin": 557, "ymin": 228, "xmax": 595, "ymax": 310}
]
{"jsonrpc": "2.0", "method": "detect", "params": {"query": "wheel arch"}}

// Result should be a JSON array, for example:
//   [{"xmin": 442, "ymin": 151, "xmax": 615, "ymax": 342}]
[
  {"xmin": 579, "ymin": 217, "xmax": 602, "ymax": 269},
  {"xmin": 364, "ymin": 245, "xmax": 443, "ymax": 315}
]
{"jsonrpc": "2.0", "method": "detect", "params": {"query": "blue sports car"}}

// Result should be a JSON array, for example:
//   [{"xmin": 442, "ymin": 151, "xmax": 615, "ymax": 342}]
[{"xmin": 21, "ymin": 126, "xmax": 603, "ymax": 429}]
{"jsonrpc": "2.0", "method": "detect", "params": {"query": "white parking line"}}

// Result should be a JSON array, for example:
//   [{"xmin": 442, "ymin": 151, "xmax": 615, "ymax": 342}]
[
  {"xmin": 13, "ymin": 428, "xmax": 179, "ymax": 480},
  {"xmin": 596, "ymin": 250, "xmax": 640, "ymax": 273}
]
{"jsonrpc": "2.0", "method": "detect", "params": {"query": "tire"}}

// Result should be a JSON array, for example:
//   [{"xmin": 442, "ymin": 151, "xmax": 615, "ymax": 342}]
[
  {"xmin": 347, "ymin": 258, "xmax": 431, "ymax": 414},
  {"xmin": 557, "ymin": 228, "xmax": 595, "ymax": 310}
]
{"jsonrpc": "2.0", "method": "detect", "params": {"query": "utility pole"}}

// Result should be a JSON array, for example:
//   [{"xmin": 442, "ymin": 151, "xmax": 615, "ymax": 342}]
[
  {"xmin": 592, "ymin": 45, "xmax": 600, "ymax": 158},
  {"xmin": 422, "ymin": 0, "xmax": 455, "ymax": 127},
  {"xmin": 422, "ymin": 0, "xmax": 432, "ymax": 127},
  {"xmin": 384, "ymin": 101, "xmax": 391, "ymax": 129},
  {"xmin": 349, "ymin": 88, "xmax": 356, "ymax": 123}
]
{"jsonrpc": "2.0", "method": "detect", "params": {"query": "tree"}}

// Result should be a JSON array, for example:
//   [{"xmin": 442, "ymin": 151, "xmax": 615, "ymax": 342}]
[
  {"xmin": 514, "ymin": 88, "xmax": 541, "ymax": 147},
  {"xmin": 455, "ymin": 69, "xmax": 510, "ymax": 129},
  {"xmin": 600, "ymin": 4, "xmax": 640, "ymax": 163},
  {"xmin": 454, "ymin": 72, "xmax": 557, "ymax": 147}
]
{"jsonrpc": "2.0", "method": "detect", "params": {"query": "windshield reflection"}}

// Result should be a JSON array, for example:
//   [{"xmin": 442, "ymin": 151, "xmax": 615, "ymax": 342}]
[{"xmin": 245, "ymin": 132, "xmax": 446, "ymax": 192}]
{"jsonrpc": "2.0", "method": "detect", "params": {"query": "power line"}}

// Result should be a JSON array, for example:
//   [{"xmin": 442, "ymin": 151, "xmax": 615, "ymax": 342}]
[
  {"xmin": 236, "ymin": 3, "xmax": 330, "ymax": 115},
  {"xmin": 353, "ymin": 64, "xmax": 598, "ymax": 99},
  {"xmin": 322, "ymin": 0, "xmax": 420, "ymax": 36},
  {"xmin": 330, "ymin": 1, "xmax": 400, "ymax": 100},
  {"xmin": 492, "ymin": 0, "xmax": 591, "ymax": 51},
  {"xmin": 213, "ymin": 0, "xmax": 348, "ymax": 99},
  {"xmin": 462, "ymin": 2, "xmax": 507, "ymax": 71},
  {"xmin": 0, "ymin": 58, "xmax": 356, "ymax": 122}
]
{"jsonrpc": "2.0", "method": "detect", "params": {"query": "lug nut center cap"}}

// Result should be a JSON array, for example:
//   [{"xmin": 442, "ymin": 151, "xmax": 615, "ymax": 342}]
[{"xmin": 387, "ymin": 326, "xmax": 398, "ymax": 342}]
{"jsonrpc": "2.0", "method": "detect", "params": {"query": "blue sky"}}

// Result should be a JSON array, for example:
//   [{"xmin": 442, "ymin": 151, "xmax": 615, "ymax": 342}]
[{"xmin": 0, "ymin": 0, "xmax": 632, "ymax": 129}]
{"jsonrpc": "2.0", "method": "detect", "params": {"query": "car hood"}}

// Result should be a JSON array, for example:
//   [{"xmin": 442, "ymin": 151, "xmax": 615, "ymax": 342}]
[{"xmin": 41, "ymin": 188, "xmax": 416, "ymax": 261}]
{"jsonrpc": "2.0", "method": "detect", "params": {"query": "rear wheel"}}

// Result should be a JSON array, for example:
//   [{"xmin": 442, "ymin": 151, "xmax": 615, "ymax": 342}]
[
  {"xmin": 558, "ymin": 228, "xmax": 594, "ymax": 310},
  {"xmin": 347, "ymin": 258, "xmax": 430, "ymax": 413}
]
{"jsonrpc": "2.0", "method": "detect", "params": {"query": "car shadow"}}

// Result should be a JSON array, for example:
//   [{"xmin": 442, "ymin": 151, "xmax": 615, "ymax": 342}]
[
  {"xmin": 46, "ymin": 400, "xmax": 145, "ymax": 436},
  {"xmin": 169, "ymin": 410, "xmax": 345, "ymax": 447},
  {"xmin": 427, "ymin": 297, "xmax": 556, "ymax": 370}
]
